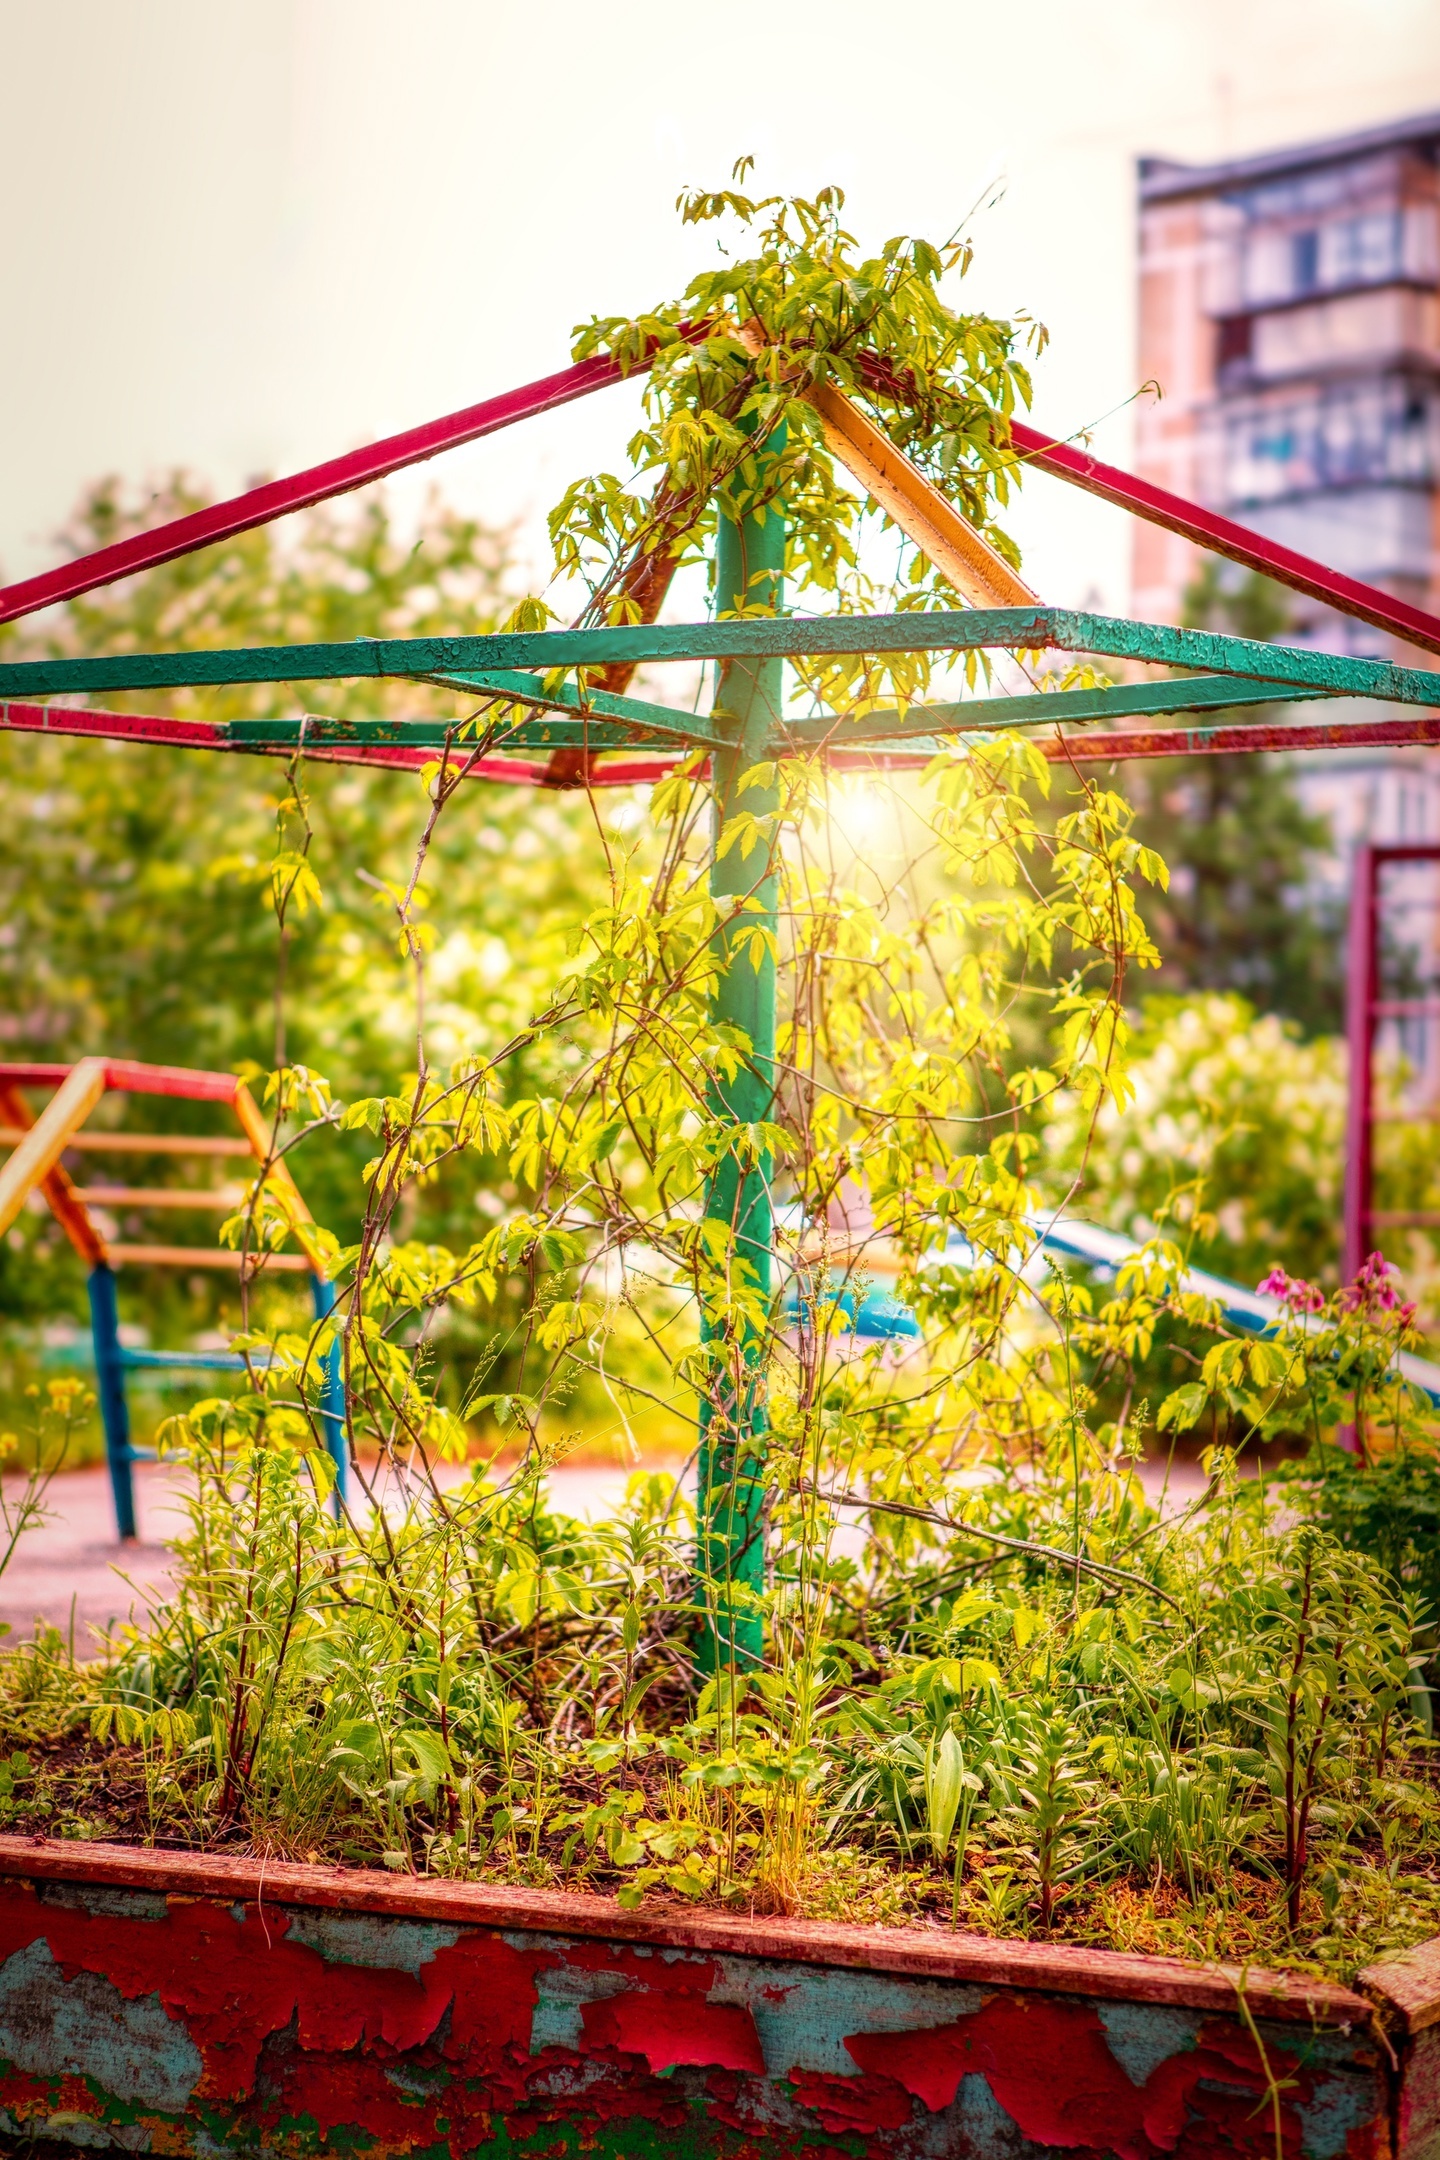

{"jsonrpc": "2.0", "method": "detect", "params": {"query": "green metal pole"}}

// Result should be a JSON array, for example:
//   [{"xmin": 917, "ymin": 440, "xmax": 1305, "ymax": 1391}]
[{"xmin": 698, "ymin": 428, "xmax": 785, "ymax": 1675}]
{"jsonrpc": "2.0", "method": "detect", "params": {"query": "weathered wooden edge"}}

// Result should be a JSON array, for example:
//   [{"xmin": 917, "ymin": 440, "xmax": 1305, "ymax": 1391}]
[
  {"xmin": 1359, "ymin": 1936, "xmax": 1440, "ymax": 2038},
  {"xmin": 0, "ymin": 1835, "xmax": 1372, "ymax": 2027}
]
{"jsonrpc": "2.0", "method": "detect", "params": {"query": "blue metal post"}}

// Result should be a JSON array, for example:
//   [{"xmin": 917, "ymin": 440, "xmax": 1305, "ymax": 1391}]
[
  {"xmin": 310, "ymin": 1274, "xmax": 348, "ymax": 1508},
  {"xmin": 87, "ymin": 1264, "xmax": 136, "ymax": 1542}
]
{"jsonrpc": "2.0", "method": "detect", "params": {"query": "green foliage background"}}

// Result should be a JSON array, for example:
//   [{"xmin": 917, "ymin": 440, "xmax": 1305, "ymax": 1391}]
[
  {"xmin": 0, "ymin": 480, "xmax": 612, "ymax": 1444},
  {"xmin": 1120, "ymin": 568, "xmax": 1343, "ymax": 1039}
]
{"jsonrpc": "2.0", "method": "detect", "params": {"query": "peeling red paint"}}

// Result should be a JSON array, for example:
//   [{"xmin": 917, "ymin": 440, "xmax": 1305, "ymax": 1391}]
[
  {"xmin": 0, "ymin": 1880, "xmax": 547, "ymax": 2102},
  {"xmin": 845, "ymin": 1997, "xmax": 1304, "ymax": 2157},
  {"xmin": 787, "ymin": 2066, "xmax": 915, "ymax": 2135},
  {"xmin": 0, "ymin": 1875, "xmax": 1396, "ymax": 2160},
  {"xmin": 563, "ymin": 1938, "xmax": 718, "ymax": 1988},
  {"xmin": 582, "ymin": 1991, "xmax": 765, "ymax": 2075},
  {"xmin": 562, "ymin": 1941, "xmax": 768, "ymax": 2078}
]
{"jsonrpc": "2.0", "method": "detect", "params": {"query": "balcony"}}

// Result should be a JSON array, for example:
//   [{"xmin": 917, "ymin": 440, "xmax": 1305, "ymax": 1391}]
[
  {"xmin": 1205, "ymin": 197, "xmax": 1438, "ymax": 317},
  {"xmin": 1211, "ymin": 374, "xmax": 1440, "ymax": 507},
  {"xmin": 1217, "ymin": 286, "xmax": 1440, "ymax": 390}
]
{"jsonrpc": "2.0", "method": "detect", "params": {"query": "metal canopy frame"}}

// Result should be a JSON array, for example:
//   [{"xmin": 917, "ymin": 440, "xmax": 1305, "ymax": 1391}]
[
  {"xmin": 0, "ymin": 607, "xmax": 1437, "ymax": 804},
  {"xmin": 2, "ymin": 336, "xmax": 1437, "ymax": 1652},
  {"xmin": 3, "ymin": 605, "xmax": 1439, "ymax": 720}
]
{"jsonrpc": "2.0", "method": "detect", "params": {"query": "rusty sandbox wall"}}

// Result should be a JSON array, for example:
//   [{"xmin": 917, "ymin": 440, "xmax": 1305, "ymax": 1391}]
[{"xmin": 0, "ymin": 1837, "xmax": 1428, "ymax": 2159}]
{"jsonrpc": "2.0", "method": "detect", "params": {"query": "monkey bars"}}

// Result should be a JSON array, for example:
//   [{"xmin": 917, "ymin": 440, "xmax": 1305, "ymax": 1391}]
[{"xmin": 0, "ymin": 1061, "xmax": 345, "ymax": 1538}]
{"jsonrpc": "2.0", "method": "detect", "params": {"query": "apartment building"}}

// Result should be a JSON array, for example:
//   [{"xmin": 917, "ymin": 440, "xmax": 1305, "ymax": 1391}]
[
  {"xmin": 1134, "ymin": 110, "xmax": 1440, "ymax": 895},
  {"xmin": 1134, "ymin": 110, "xmax": 1440, "ymax": 653},
  {"xmin": 1132, "ymin": 115, "xmax": 1440, "ymax": 1116}
]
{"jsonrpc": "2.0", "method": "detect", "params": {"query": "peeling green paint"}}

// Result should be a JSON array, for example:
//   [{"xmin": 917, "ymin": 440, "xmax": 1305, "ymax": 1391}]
[{"xmin": 2, "ymin": 608, "xmax": 1436, "ymax": 715}]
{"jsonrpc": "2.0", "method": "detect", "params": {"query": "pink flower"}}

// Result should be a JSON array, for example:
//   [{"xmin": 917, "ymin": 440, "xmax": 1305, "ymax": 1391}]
[
  {"xmin": 1257, "ymin": 1267, "xmax": 1324, "ymax": 1313},
  {"xmin": 1340, "ymin": 1251, "xmax": 1410, "ymax": 1319}
]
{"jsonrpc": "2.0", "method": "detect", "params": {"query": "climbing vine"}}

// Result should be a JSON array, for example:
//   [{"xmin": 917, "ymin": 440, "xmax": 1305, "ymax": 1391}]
[{"xmin": 0, "ymin": 175, "xmax": 1434, "ymax": 1975}]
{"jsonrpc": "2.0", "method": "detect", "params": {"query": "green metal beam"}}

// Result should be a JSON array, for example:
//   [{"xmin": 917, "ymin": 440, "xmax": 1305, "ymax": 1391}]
[
  {"xmin": 4, "ymin": 609, "xmax": 1438, "ymax": 709},
  {"xmin": 777, "ymin": 673, "xmax": 1338, "ymax": 748},
  {"xmin": 229, "ymin": 673, "xmax": 1333, "ymax": 758},
  {"xmin": 228, "ymin": 715, "xmax": 692, "ymax": 754},
  {"xmin": 1042, "ymin": 611, "xmax": 1440, "ymax": 706},
  {"xmin": 422, "ymin": 667, "xmax": 729, "ymax": 749}
]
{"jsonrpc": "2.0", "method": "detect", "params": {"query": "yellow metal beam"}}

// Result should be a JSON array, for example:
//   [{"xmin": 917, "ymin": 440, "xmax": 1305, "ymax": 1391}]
[
  {"xmin": 74, "ymin": 1186, "xmax": 243, "ymax": 1210},
  {"xmin": 735, "ymin": 322, "xmax": 1035, "ymax": 609},
  {"xmin": 231, "ymin": 1082, "xmax": 330, "ymax": 1278},
  {"xmin": 109, "ymin": 1242, "xmax": 313, "ymax": 1272},
  {"xmin": 0, "ymin": 1060, "xmax": 109, "ymax": 1247},
  {"xmin": 802, "ymin": 379, "xmax": 1037, "ymax": 610},
  {"xmin": 0, "ymin": 1081, "xmax": 109, "ymax": 1267},
  {"xmin": 0, "ymin": 1128, "xmax": 252, "ymax": 1157}
]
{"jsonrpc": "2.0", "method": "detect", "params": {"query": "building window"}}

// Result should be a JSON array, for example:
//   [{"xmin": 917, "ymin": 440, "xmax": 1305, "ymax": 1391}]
[
  {"xmin": 1292, "ymin": 228, "xmax": 1321, "ymax": 295},
  {"xmin": 1229, "ymin": 193, "xmax": 1418, "ymax": 308},
  {"xmin": 1219, "ymin": 376, "xmax": 1438, "ymax": 502},
  {"xmin": 1321, "ymin": 209, "xmax": 1403, "ymax": 287},
  {"xmin": 1216, "ymin": 314, "xmax": 1253, "ymax": 382}
]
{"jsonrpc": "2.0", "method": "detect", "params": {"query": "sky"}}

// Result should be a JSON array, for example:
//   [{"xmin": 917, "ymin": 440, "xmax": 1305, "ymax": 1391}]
[{"xmin": 3, "ymin": 0, "xmax": 1439, "ymax": 617}]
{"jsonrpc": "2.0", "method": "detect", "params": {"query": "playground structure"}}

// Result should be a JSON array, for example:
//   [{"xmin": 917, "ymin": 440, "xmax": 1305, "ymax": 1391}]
[
  {"xmin": 1, "ymin": 325, "xmax": 1439, "ymax": 1652},
  {"xmin": 1344, "ymin": 842, "xmax": 1440, "ymax": 1284},
  {"xmin": 0, "ymin": 1059, "xmax": 345, "ymax": 1536}
]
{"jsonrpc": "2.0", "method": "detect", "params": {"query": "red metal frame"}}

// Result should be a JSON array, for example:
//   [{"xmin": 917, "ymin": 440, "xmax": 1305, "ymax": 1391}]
[
  {"xmin": 9, "ymin": 698, "xmax": 1440, "ymax": 787},
  {"xmin": 0, "ymin": 701, "xmax": 681, "ymax": 789},
  {"xmin": 0, "ymin": 1057, "xmax": 242, "ymax": 1103},
  {"xmin": 0, "ymin": 355, "xmax": 632, "ymax": 627},
  {"xmin": 1342, "ymin": 844, "xmax": 1440, "ymax": 1283},
  {"xmin": 4, "ymin": 344, "xmax": 1439, "ymax": 663},
  {"xmin": 1007, "ymin": 421, "xmax": 1440, "ymax": 659},
  {"xmin": 833, "ymin": 712, "xmax": 1440, "ymax": 771}
]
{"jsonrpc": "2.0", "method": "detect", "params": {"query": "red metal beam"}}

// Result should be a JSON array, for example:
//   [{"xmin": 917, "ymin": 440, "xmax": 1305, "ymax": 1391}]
[
  {"xmin": 6, "ymin": 331, "xmax": 1438, "ymax": 670},
  {"xmin": 0, "ymin": 355, "xmax": 630, "ymax": 627},
  {"xmin": 0, "ymin": 702, "xmax": 227, "ymax": 751},
  {"xmin": 826, "ymin": 712, "xmax": 1440, "ymax": 768},
  {"xmin": 0, "ymin": 1057, "xmax": 239, "ymax": 1102},
  {"xmin": 1344, "ymin": 844, "xmax": 1381, "ymax": 1296},
  {"xmin": 1039, "ymin": 711, "xmax": 1440, "ymax": 763},
  {"xmin": 1341, "ymin": 842, "xmax": 1440, "ymax": 1289},
  {"xmin": 0, "ymin": 700, "xmax": 673, "ymax": 789},
  {"xmin": 0, "ymin": 1064, "xmax": 77, "ymax": 1087},
  {"xmin": 10, "ymin": 698, "xmax": 1440, "ymax": 782},
  {"xmin": 0, "ymin": 699, "xmax": 547, "ymax": 783},
  {"xmin": 1008, "ymin": 420, "xmax": 1440, "ymax": 659}
]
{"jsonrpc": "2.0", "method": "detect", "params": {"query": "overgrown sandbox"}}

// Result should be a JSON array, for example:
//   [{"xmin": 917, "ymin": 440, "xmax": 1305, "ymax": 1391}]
[{"xmin": 0, "ymin": 1835, "xmax": 1434, "ymax": 2159}]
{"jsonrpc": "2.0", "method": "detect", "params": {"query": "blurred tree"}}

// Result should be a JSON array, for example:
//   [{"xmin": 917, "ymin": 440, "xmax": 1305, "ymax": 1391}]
[
  {"xmin": 0, "ymin": 477, "xmax": 606, "ymax": 1360},
  {"xmin": 1120, "ymin": 567, "xmax": 1343, "ymax": 1037},
  {"xmin": 1043, "ymin": 990, "xmax": 1346, "ymax": 1290}
]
